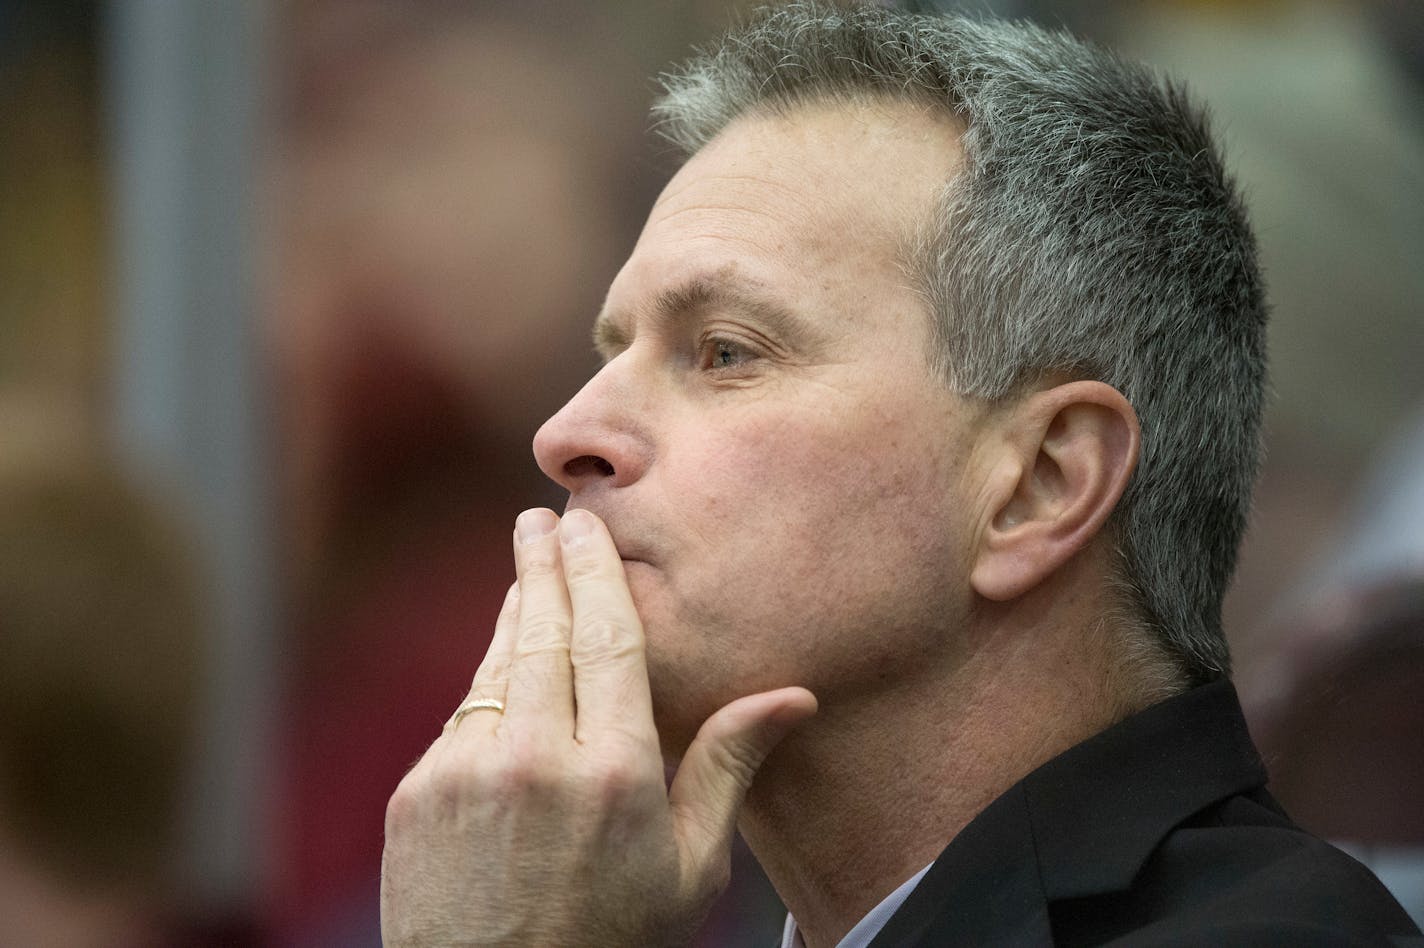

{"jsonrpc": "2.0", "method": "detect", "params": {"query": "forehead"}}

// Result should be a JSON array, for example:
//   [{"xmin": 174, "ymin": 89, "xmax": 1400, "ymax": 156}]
[{"xmin": 601, "ymin": 98, "xmax": 964, "ymax": 341}]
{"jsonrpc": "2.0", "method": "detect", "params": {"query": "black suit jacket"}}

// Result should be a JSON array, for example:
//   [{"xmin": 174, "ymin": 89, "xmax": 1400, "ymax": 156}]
[{"xmin": 866, "ymin": 680, "xmax": 1420, "ymax": 947}]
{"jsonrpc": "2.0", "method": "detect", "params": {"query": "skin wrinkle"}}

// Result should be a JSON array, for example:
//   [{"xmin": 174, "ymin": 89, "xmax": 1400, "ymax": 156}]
[
  {"xmin": 656, "ymin": 170, "xmax": 825, "ymax": 221},
  {"xmin": 652, "ymin": 280, "xmax": 806, "ymax": 359},
  {"xmin": 594, "ymin": 271, "xmax": 817, "ymax": 366},
  {"xmin": 663, "ymin": 220, "xmax": 787, "ymax": 260}
]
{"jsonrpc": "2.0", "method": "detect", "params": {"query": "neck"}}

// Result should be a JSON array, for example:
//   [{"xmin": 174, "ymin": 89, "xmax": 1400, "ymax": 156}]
[{"xmin": 738, "ymin": 606, "xmax": 1166, "ymax": 948}]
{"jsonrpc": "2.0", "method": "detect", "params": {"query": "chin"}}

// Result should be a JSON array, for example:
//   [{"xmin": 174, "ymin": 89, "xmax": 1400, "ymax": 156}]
[
  {"xmin": 644, "ymin": 643, "xmax": 729, "ymax": 761},
  {"xmin": 635, "ymin": 590, "xmax": 784, "ymax": 757},
  {"xmin": 649, "ymin": 698, "xmax": 701, "ymax": 764}
]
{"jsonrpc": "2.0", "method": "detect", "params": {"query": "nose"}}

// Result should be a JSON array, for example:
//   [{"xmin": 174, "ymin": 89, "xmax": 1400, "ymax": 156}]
[{"xmin": 532, "ymin": 360, "xmax": 651, "ymax": 495}]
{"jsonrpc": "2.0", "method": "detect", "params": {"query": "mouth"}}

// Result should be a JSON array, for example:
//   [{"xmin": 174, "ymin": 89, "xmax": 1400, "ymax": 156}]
[
  {"xmin": 564, "ymin": 505, "xmax": 649, "ymax": 565},
  {"xmin": 614, "ymin": 543, "xmax": 654, "ymax": 571}
]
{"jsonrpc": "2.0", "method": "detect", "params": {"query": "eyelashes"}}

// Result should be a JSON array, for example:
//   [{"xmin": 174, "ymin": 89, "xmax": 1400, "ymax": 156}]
[
  {"xmin": 697, "ymin": 334, "xmax": 759, "ymax": 374},
  {"xmin": 704, "ymin": 337, "xmax": 751, "ymax": 369},
  {"xmin": 593, "ymin": 327, "xmax": 773, "ymax": 377}
]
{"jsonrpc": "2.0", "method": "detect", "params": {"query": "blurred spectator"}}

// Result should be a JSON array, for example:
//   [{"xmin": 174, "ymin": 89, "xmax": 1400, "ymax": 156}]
[
  {"xmin": 264, "ymin": 3, "xmax": 650, "ymax": 942},
  {"xmin": 0, "ymin": 1, "xmax": 106, "ymax": 405},
  {"xmin": 0, "ymin": 400, "xmax": 203, "ymax": 948}
]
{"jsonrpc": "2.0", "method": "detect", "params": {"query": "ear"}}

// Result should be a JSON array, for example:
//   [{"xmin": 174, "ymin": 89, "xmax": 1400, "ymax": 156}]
[{"xmin": 970, "ymin": 381, "xmax": 1140, "ymax": 602}]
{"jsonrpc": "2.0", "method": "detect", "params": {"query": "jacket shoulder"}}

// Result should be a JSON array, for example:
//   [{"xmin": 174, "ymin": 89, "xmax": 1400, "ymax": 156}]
[{"xmin": 1050, "ymin": 793, "xmax": 1420, "ymax": 946}]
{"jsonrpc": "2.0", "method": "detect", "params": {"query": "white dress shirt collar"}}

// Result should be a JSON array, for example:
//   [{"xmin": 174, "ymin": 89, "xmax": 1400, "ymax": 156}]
[{"xmin": 779, "ymin": 861, "xmax": 934, "ymax": 948}]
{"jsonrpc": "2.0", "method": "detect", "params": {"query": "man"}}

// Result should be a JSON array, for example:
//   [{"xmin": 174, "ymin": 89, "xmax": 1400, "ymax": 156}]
[{"xmin": 380, "ymin": 4, "xmax": 1421, "ymax": 945}]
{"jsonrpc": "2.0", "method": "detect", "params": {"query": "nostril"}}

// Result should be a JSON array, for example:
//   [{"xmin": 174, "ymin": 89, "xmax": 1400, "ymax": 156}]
[{"xmin": 565, "ymin": 455, "xmax": 615, "ymax": 479}]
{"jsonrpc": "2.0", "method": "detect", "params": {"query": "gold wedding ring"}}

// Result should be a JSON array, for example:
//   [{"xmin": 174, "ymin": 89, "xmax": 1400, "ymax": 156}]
[{"xmin": 447, "ymin": 697, "xmax": 506, "ymax": 730}]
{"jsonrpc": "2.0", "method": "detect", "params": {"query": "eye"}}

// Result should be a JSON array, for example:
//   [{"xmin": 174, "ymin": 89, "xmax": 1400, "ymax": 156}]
[{"xmin": 700, "ymin": 336, "xmax": 756, "ymax": 373}]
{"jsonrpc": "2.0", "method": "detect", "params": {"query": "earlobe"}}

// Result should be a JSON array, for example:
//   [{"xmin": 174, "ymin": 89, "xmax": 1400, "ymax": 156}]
[{"xmin": 970, "ymin": 382, "xmax": 1139, "ymax": 602}]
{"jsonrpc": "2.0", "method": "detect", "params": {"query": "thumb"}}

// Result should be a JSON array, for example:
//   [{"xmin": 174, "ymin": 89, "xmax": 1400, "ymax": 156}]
[{"xmin": 668, "ymin": 686, "xmax": 818, "ymax": 866}]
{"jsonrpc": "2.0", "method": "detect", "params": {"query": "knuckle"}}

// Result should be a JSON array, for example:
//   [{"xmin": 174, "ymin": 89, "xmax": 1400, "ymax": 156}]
[
  {"xmin": 490, "ymin": 738, "xmax": 559, "ymax": 796},
  {"xmin": 598, "ymin": 757, "xmax": 643, "ymax": 795},
  {"xmin": 386, "ymin": 759, "xmax": 483, "ymax": 829},
  {"xmin": 518, "ymin": 547, "xmax": 560, "ymax": 578},
  {"xmin": 425, "ymin": 760, "xmax": 481, "ymax": 812},
  {"xmin": 516, "ymin": 614, "xmax": 572, "ymax": 653},
  {"xmin": 577, "ymin": 752, "xmax": 649, "ymax": 807},
  {"xmin": 469, "ymin": 661, "xmax": 507, "ymax": 689},
  {"xmin": 384, "ymin": 773, "xmax": 426, "ymax": 830},
  {"xmin": 562, "ymin": 551, "xmax": 613, "ymax": 584},
  {"xmin": 572, "ymin": 617, "xmax": 641, "ymax": 663},
  {"xmin": 705, "ymin": 737, "xmax": 764, "ymax": 784}
]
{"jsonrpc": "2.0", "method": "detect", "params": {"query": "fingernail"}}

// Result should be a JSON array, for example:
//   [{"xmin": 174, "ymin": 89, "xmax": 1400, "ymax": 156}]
[
  {"xmin": 515, "ymin": 508, "xmax": 558, "ymax": 544},
  {"xmin": 559, "ymin": 508, "xmax": 597, "ymax": 544}
]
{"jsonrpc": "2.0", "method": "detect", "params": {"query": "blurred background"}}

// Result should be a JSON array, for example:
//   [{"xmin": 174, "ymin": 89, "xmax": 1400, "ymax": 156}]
[{"xmin": 0, "ymin": 0, "xmax": 1419, "ymax": 944}]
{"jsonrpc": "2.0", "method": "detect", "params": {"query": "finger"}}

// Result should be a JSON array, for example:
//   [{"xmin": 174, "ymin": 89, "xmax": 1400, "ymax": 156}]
[
  {"xmin": 504, "ymin": 507, "xmax": 575, "ymax": 735},
  {"xmin": 443, "ymin": 582, "xmax": 520, "ymax": 742},
  {"xmin": 668, "ymin": 687, "xmax": 817, "ymax": 869},
  {"xmin": 558, "ymin": 509, "xmax": 657, "ymax": 747},
  {"xmin": 470, "ymin": 582, "xmax": 520, "ymax": 693}
]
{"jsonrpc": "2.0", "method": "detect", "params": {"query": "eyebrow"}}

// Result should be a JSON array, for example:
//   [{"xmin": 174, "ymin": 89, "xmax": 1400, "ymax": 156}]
[{"xmin": 591, "ymin": 274, "xmax": 813, "ymax": 359}]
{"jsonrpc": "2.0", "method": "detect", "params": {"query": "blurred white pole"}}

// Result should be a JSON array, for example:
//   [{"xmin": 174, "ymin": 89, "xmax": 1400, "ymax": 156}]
[{"xmin": 106, "ymin": 0, "xmax": 275, "ymax": 914}]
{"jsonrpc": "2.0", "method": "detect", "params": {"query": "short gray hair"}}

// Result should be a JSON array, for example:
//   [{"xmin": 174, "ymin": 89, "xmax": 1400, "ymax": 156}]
[{"xmin": 652, "ymin": 2, "xmax": 1267, "ymax": 685}]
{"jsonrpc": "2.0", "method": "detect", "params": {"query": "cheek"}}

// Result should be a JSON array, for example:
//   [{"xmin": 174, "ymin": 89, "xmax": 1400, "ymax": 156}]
[
  {"xmin": 750, "ymin": 402, "xmax": 950, "ymax": 520},
  {"xmin": 668, "ymin": 405, "xmax": 962, "ymax": 620}
]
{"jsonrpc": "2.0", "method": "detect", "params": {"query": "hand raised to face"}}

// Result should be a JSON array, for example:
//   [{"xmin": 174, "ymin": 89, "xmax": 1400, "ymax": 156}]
[{"xmin": 380, "ymin": 507, "xmax": 817, "ymax": 947}]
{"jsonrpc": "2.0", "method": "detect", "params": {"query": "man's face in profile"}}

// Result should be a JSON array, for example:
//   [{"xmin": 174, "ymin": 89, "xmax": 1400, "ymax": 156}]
[{"xmin": 533, "ymin": 101, "xmax": 983, "ymax": 751}]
